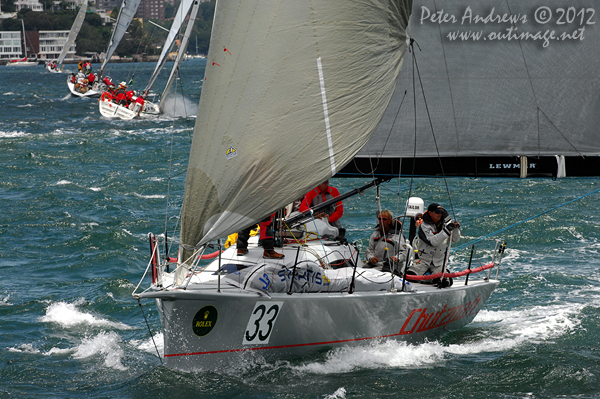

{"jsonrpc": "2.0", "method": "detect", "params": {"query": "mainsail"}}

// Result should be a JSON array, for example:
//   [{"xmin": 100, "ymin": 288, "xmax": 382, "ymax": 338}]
[
  {"xmin": 179, "ymin": 0, "xmax": 413, "ymax": 259},
  {"xmin": 143, "ymin": 0, "xmax": 196, "ymax": 94},
  {"xmin": 354, "ymin": 0, "xmax": 600, "ymax": 176},
  {"xmin": 98, "ymin": 0, "xmax": 143, "ymax": 78},
  {"xmin": 57, "ymin": 0, "xmax": 88, "ymax": 68},
  {"xmin": 159, "ymin": 0, "xmax": 201, "ymax": 111}
]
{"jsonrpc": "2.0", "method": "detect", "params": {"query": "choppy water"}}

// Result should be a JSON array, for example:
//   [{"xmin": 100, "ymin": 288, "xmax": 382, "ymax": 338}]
[{"xmin": 1, "ymin": 60, "xmax": 600, "ymax": 399}]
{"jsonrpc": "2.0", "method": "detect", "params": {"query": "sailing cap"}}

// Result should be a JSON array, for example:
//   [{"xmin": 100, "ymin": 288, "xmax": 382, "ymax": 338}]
[
  {"xmin": 427, "ymin": 203, "xmax": 442, "ymax": 212},
  {"xmin": 119, "ymin": 81, "xmax": 127, "ymax": 87}
]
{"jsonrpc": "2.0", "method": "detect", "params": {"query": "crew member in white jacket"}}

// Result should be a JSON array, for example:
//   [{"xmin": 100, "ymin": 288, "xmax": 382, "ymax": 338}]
[
  {"xmin": 365, "ymin": 210, "xmax": 408, "ymax": 275},
  {"xmin": 409, "ymin": 203, "xmax": 460, "ymax": 285}
]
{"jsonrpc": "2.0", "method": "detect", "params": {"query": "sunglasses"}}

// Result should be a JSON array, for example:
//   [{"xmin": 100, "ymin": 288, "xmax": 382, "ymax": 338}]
[
  {"xmin": 379, "ymin": 217, "xmax": 389, "ymax": 221},
  {"xmin": 433, "ymin": 209, "xmax": 443, "ymax": 214}
]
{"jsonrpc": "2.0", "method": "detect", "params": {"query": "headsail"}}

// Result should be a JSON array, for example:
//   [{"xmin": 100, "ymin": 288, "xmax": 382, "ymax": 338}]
[
  {"xmin": 98, "ymin": 0, "xmax": 143, "ymax": 78},
  {"xmin": 143, "ymin": 0, "xmax": 195, "ymax": 94},
  {"xmin": 179, "ymin": 0, "xmax": 413, "ymax": 258},
  {"xmin": 355, "ymin": 0, "xmax": 600, "ymax": 174},
  {"xmin": 57, "ymin": 0, "xmax": 88, "ymax": 68}
]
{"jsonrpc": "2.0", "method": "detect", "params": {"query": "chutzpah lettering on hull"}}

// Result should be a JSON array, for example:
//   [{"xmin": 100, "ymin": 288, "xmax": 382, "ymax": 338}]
[{"xmin": 399, "ymin": 295, "xmax": 482, "ymax": 335}]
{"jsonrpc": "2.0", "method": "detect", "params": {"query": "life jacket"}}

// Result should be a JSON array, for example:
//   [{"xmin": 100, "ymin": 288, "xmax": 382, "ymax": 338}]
[
  {"xmin": 100, "ymin": 91, "xmax": 113, "ymax": 101},
  {"xmin": 87, "ymin": 73, "xmax": 95, "ymax": 84}
]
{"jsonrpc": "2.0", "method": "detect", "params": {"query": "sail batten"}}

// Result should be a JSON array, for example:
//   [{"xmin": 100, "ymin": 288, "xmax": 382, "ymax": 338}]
[{"xmin": 180, "ymin": 0, "xmax": 413, "ymax": 256}]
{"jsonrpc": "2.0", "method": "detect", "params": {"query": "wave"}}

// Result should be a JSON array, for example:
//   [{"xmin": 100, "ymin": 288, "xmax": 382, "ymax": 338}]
[
  {"xmin": 0, "ymin": 131, "xmax": 30, "ymax": 138},
  {"xmin": 39, "ymin": 301, "xmax": 133, "ymax": 330}
]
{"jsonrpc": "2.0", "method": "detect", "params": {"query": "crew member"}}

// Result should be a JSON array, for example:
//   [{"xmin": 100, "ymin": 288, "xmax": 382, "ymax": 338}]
[
  {"xmin": 408, "ymin": 203, "xmax": 460, "ymax": 287},
  {"xmin": 365, "ymin": 210, "xmax": 408, "ymax": 274},
  {"xmin": 299, "ymin": 180, "xmax": 344, "ymax": 230}
]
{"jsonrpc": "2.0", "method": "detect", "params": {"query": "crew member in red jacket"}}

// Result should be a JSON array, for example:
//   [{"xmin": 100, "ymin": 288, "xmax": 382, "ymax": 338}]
[{"xmin": 299, "ymin": 179, "xmax": 344, "ymax": 230}]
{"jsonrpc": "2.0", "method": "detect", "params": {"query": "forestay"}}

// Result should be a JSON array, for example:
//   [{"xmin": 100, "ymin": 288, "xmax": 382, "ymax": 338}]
[{"xmin": 179, "ymin": 0, "xmax": 413, "ymax": 260}]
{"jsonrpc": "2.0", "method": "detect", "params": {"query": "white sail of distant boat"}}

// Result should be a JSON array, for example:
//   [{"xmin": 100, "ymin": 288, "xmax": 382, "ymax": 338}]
[
  {"xmin": 133, "ymin": 0, "xmax": 506, "ymax": 372},
  {"xmin": 6, "ymin": 20, "xmax": 37, "ymax": 67},
  {"xmin": 97, "ymin": 0, "xmax": 142, "ymax": 79},
  {"xmin": 144, "ymin": 0, "xmax": 195, "ymax": 96},
  {"xmin": 46, "ymin": 0, "xmax": 88, "ymax": 73},
  {"xmin": 99, "ymin": 0, "xmax": 200, "ymax": 119}
]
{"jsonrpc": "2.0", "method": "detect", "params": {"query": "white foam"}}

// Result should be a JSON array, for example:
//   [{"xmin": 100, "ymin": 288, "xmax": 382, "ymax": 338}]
[
  {"xmin": 1, "ymin": 293, "xmax": 12, "ymax": 306},
  {"xmin": 8, "ymin": 344, "xmax": 40, "ymax": 354},
  {"xmin": 133, "ymin": 193, "xmax": 165, "ymax": 199},
  {"xmin": 71, "ymin": 331, "xmax": 127, "ymax": 370},
  {"xmin": 288, "ymin": 298, "xmax": 590, "ymax": 374},
  {"xmin": 131, "ymin": 332, "xmax": 164, "ymax": 357},
  {"xmin": 90, "ymin": 187, "xmax": 102, "ymax": 192},
  {"xmin": 324, "ymin": 388, "xmax": 346, "ymax": 399},
  {"xmin": 161, "ymin": 94, "xmax": 197, "ymax": 118},
  {"xmin": 55, "ymin": 180, "xmax": 72, "ymax": 186},
  {"xmin": 293, "ymin": 340, "xmax": 446, "ymax": 374},
  {"xmin": 39, "ymin": 301, "xmax": 133, "ymax": 330},
  {"xmin": 0, "ymin": 131, "xmax": 30, "ymax": 138}
]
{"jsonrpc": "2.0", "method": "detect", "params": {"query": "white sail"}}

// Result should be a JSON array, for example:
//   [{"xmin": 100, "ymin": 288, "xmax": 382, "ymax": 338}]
[
  {"xmin": 179, "ymin": 0, "xmax": 413, "ymax": 258},
  {"xmin": 57, "ymin": 0, "xmax": 88, "ymax": 67},
  {"xmin": 98, "ymin": 0, "xmax": 143, "ymax": 77},
  {"xmin": 143, "ymin": 0, "xmax": 195, "ymax": 94},
  {"xmin": 158, "ymin": 0, "xmax": 201, "ymax": 110}
]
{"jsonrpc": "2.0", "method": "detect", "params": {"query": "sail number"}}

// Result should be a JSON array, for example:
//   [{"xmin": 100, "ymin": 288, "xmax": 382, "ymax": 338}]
[{"xmin": 243, "ymin": 302, "xmax": 283, "ymax": 345}]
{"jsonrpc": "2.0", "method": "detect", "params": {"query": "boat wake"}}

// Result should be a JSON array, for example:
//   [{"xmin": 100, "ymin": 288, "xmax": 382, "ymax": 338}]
[{"xmin": 161, "ymin": 94, "xmax": 197, "ymax": 118}]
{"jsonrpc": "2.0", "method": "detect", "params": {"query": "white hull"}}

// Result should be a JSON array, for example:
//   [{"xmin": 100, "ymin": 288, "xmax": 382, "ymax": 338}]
[
  {"xmin": 99, "ymin": 98, "xmax": 161, "ymax": 120},
  {"xmin": 6, "ymin": 61, "xmax": 37, "ymax": 67},
  {"xmin": 45, "ymin": 64, "xmax": 62, "ymax": 73},
  {"xmin": 137, "ymin": 241, "xmax": 499, "ymax": 371},
  {"xmin": 67, "ymin": 80, "xmax": 103, "ymax": 98}
]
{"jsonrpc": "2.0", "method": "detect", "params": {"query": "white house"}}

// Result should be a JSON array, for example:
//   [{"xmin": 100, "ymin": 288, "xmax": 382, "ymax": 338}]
[
  {"xmin": 38, "ymin": 30, "xmax": 74, "ymax": 60},
  {"xmin": 0, "ymin": 31, "xmax": 22, "ymax": 59},
  {"xmin": 15, "ymin": 0, "xmax": 44, "ymax": 12}
]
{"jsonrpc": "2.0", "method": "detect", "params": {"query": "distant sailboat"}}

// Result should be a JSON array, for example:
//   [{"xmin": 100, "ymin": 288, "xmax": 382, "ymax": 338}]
[
  {"xmin": 46, "ymin": 0, "xmax": 87, "ymax": 74},
  {"xmin": 98, "ymin": 0, "xmax": 200, "ymax": 119},
  {"xmin": 6, "ymin": 20, "xmax": 37, "ymax": 67},
  {"xmin": 67, "ymin": 0, "xmax": 143, "ymax": 97}
]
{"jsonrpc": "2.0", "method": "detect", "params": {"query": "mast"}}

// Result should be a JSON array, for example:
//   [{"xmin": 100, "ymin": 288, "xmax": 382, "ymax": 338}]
[{"xmin": 21, "ymin": 20, "xmax": 27, "ymax": 58}]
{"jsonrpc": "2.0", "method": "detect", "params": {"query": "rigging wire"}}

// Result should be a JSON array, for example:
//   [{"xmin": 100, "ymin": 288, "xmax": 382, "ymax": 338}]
[
  {"xmin": 451, "ymin": 186, "xmax": 600, "ymax": 253},
  {"xmin": 136, "ymin": 298, "xmax": 163, "ymax": 364},
  {"xmin": 411, "ymin": 39, "xmax": 456, "ymax": 220}
]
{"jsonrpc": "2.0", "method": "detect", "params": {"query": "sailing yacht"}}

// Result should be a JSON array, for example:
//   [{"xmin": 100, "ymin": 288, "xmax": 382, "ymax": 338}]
[
  {"xmin": 132, "ymin": 0, "xmax": 504, "ymax": 371},
  {"xmin": 98, "ymin": 0, "xmax": 200, "ymax": 119},
  {"xmin": 68, "ymin": 0, "xmax": 143, "ymax": 97},
  {"xmin": 6, "ymin": 20, "xmax": 37, "ymax": 67}
]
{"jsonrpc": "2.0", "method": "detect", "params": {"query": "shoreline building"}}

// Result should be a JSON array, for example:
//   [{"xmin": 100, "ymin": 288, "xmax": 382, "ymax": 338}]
[
  {"xmin": 0, "ymin": 31, "xmax": 22, "ymax": 60},
  {"xmin": 38, "ymin": 30, "xmax": 73, "ymax": 60}
]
